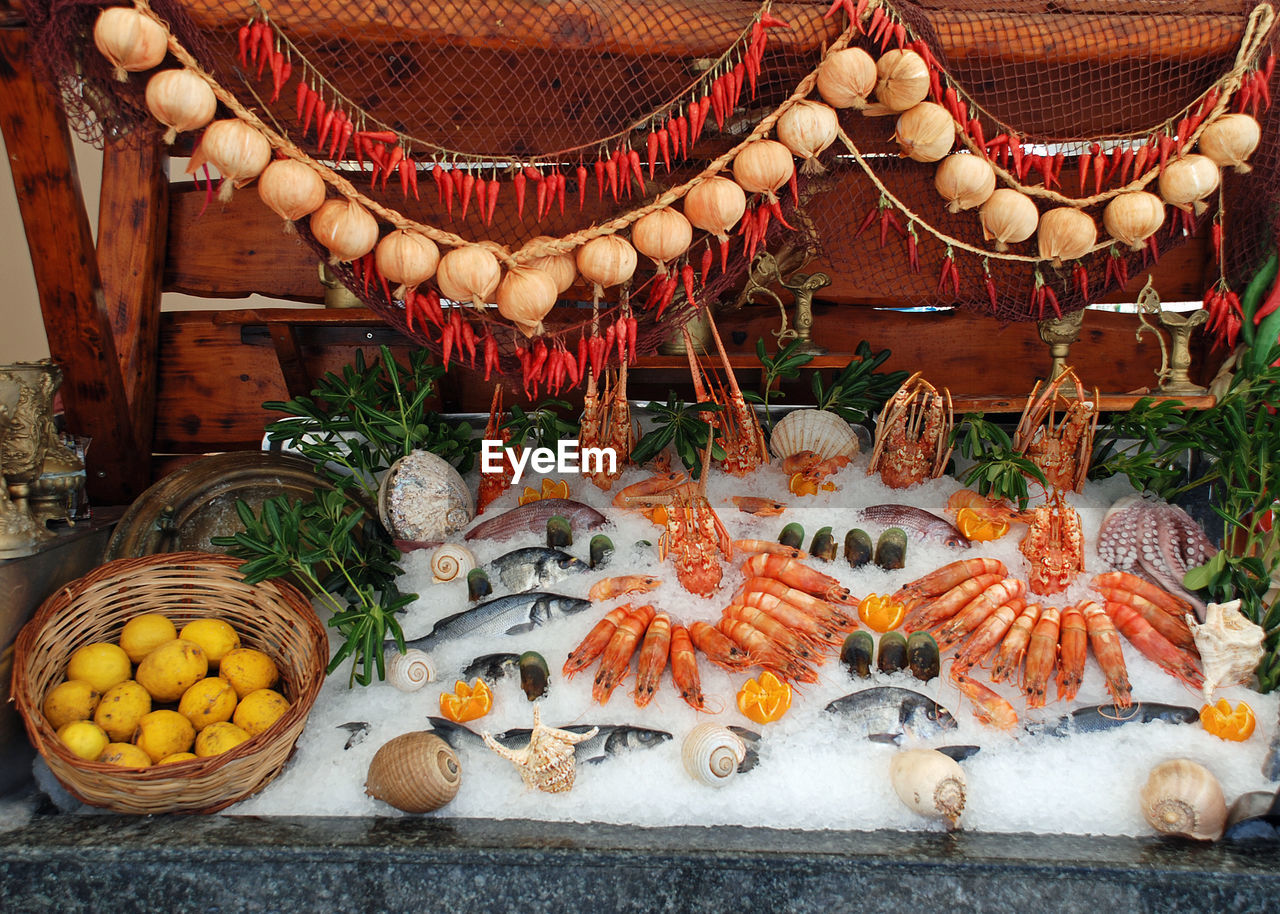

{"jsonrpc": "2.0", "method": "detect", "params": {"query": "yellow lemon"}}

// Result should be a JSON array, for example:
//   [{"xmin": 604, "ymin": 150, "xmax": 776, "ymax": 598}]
[
  {"xmin": 218, "ymin": 648, "xmax": 278, "ymax": 699},
  {"xmin": 118, "ymin": 613, "xmax": 177, "ymax": 663},
  {"xmin": 158, "ymin": 752, "xmax": 198, "ymax": 765},
  {"xmin": 194, "ymin": 721, "xmax": 251, "ymax": 757},
  {"xmin": 93, "ymin": 680, "xmax": 152, "ymax": 742},
  {"xmin": 134, "ymin": 709, "xmax": 196, "ymax": 763},
  {"xmin": 135, "ymin": 638, "xmax": 207, "ymax": 702},
  {"xmin": 57, "ymin": 720, "xmax": 109, "ymax": 761},
  {"xmin": 43, "ymin": 679, "xmax": 101, "ymax": 730},
  {"xmin": 232, "ymin": 688, "xmax": 291, "ymax": 737},
  {"xmin": 99, "ymin": 742, "xmax": 152, "ymax": 768},
  {"xmin": 179, "ymin": 618, "xmax": 241, "ymax": 667},
  {"xmin": 65, "ymin": 642, "xmax": 132, "ymax": 693},
  {"xmin": 178, "ymin": 677, "xmax": 238, "ymax": 730}
]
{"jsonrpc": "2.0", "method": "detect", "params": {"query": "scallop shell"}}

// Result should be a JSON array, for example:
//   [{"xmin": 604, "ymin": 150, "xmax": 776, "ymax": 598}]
[
  {"xmin": 377, "ymin": 450, "xmax": 474, "ymax": 544},
  {"xmin": 681, "ymin": 723, "xmax": 746, "ymax": 787},
  {"xmin": 365, "ymin": 731, "xmax": 462, "ymax": 813},
  {"xmin": 1187, "ymin": 599, "xmax": 1266, "ymax": 702},
  {"xmin": 430, "ymin": 543, "xmax": 476, "ymax": 583},
  {"xmin": 1140, "ymin": 758, "xmax": 1227, "ymax": 841},
  {"xmin": 387, "ymin": 649, "xmax": 436, "ymax": 691},
  {"xmin": 768, "ymin": 409, "xmax": 861, "ymax": 463}
]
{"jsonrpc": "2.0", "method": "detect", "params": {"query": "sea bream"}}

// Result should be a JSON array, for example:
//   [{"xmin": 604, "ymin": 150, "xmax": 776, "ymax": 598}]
[
  {"xmin": 860, "ymin": 505, "xmax": 971, "ymax": 548},
  {"xmin": 428, "ymin": 717, "xmax": 672, "ymax": 764},
  {"xmin": 464, "ymin": 498, "xmax": 606, "ymax": 542},
  {"xmin": 487, "ymin": 547, "xmax": 589, "ymax": 592},
  {"xmin": 824, "ymin": 687, "xmax": 959, "ymax": 743},
  {"xmin": 389, "ymin": 591, "xmax": 591, "ymax": 653}
]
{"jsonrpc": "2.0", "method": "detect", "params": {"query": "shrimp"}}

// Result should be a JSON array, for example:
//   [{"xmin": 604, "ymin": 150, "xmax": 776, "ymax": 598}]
[
  {"xmin": 1091, "ymin": 582, "xmax": 1195, "ymax": 651},
  {"xmin": 1081, "ymin": 601, "xmax": 1132, "ymax": 709},
  {"xmin": 732, "ymin": 540, "xmax": 807, "ymax": 559},
  {"xmin": 1021, "ymin": 605, "xmax": 1061, "ymax": 708},
  {"xmin": 741, "ymin": 554, "xmax": 857, "ymax": 605},
  {"xmin": 633, "ymin": 611, "xmax": 671, "ymax": 708},
  {"xmin": 612, "ymin": 471, "xmax": 687, "ymax": 511},
  {"xmin": 1056, "ymin": 601, "xmax": 1088, "ymax": 703},
  {"xmin": 1092, "ymin": 571, "xmax": 1195, "ymax": 619},
  {"xmin": 688, "ymin": 621, "xmax": 751, "ymax": 672},
  {"xmin": 1103, "ymin": 601, "xmax": 1203, "ymax": 688},
  {"xmin": 716, "ymin": 618, "xmax": 818, "ymax": 683},
  {"xmin": 946, "ymin": 489, "xmax": 1032, "ymax": 525},
  {"xmin": 739, "ymin": 592, "xmax": 846, "ymax": 646},
  {"xmin": 950, "ymin": 667, "xmax": 1019, "ymax": 730},
  {"xmin": 736, "ymin": 577, "xmax": 857, "ymax": 630},
  {"xmin": 902, "ymin": 573, "xmax": 1006, "ymax": 631},
  {"xmin": 592, "ymin": 604, "xmax": 655, "ymax": 704},
  {"xmin": 564, "ymin": 604, "xmax": 633, "ymax": 677},
  {"xmin": 991, "ymin": 602, "xmax": 1042, "ymax": 684},
  {"xmin": 731, "ymin": 496, "xmax": 788, "ymax": 517},
  {"xmin": 951, "ymin": 597, "xmax": 1024, "ymax": 671},
  {"xmin": 669, "ymin": 623, "xmax": 707, "ymax": 711},
  {"xmin": 896, "ymin": 557, "xmax": 1009, "ymax": 600},
  {"xmin": 722, "ymin": 604, "xmax": 821, "ymax": 662},
  {"xmin": 933, "ymin": 578, "xmax": 1026, "ymax": 651},
  {"xmin": 588, "ymin": 575, "xmax": 662, "ymax": 602}
]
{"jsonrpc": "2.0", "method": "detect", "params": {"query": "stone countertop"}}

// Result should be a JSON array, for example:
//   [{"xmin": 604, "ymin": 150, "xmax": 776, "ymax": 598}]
[{"xmin": 2, "ymin": 808, "xmax": 1278, "ymax": 913}]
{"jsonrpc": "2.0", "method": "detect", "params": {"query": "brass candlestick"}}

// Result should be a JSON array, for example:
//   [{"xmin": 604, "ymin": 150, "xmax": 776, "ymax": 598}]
[{"xmin": 1036, "ymin": 310, "xmax": 1085, "ymax": 381}]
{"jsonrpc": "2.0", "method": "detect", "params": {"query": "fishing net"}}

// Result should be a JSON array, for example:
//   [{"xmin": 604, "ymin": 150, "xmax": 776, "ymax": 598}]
[{"xmin": 20, "ymin": 0, "xmax": 1280, "ymax": 385}]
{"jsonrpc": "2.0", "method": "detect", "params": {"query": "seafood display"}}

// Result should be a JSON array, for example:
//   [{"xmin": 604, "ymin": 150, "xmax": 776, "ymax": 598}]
[
  {"xmin": 1019, "ymin": 492, "xmax": 1085, "ymax": 595},
  {"xmin": 860, "ymin": 505, "xmax": 970, "ymax": 548},
  {"xmin": 1187, "ymin": 599, "xmax": 1266, "ymax": 702},
  {"xmin": 482, "ymin": 704, "xmax": 598, "ymax": 793}
]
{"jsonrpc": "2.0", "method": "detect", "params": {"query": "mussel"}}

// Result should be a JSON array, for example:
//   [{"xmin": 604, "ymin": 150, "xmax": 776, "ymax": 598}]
[
  {"xmin": 844, "ymin": 528, "xmax": 873, "ymax": 568},
  {"xmin": 810, "ymin": 526, "xmax": 837, "ymax": 562},
  {"xmin": 779, "ymin": 522, "xmax": 804, "ymax": 550},
  {"xmin": 841, "ymin": 631, "xmax": 875, "ymax": 679},
  {"xmin": 467, "ymin": 568, "xmax": 493, "ymax": 602},
  {"xmin": 877, "ymin": 631, "xmax": 908, "ymax": 674},
  {"xmin": 907, "ymin": 632, "xmax": 940, "ymax": 682},
  {"xmin": 547, "ymin": 514, "xmax": 573, "ymax": 548},
  {"xmin": 518, "ymin": 650, "xmax": 550, "ymax": 700},
  {"xmin": 589, "ymin": 534, "xmax": 614, "ymax": 569},
  {"xmin": 874, "ymin": 528, "xmax": 908, "ymax": 570}
]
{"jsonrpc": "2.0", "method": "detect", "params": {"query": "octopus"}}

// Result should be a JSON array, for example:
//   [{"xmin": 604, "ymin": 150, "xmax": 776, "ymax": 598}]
[{"xmin": 1097, "ymin": 495, "xmax": 1217, "ymax": 620}]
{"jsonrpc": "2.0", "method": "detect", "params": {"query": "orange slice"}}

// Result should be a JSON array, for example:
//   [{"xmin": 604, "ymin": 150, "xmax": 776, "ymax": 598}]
[
  {"xmin": 858, "ymin": 593, "xmax": 908, "ymax": 633},
  {"xmin": 955, "ymin": 506, "xmax": 1011, "ymax": 542},
  {"xmin": 541, "ymin": 478, "xmax": 570, "ymax": 500},
  {"xmin": 517, "ymin": 486, "xmax": 543, "ymax": 506},
  {"xmin": 439, "ymin": 679, "xmax": 493, "ymax": 723},
  {"xmin": 736, "ymin": 671, "xmax": 792, "ymax": 725},
  {"xmin": 788, "ymin": 472, "xmax": 819, "ymax": 497},
  {"xmin": 1199, "ymin": 698, "xmax": 1256, "ymax": 741}
]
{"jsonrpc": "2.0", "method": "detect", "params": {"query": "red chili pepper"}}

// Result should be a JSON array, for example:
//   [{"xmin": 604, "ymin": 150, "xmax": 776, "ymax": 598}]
[
  {"xmin": 557, "ymin": 171, "xmax": 567, "ymax": 214},
  {"xmin": 576, "ymin": 163, "xmax": 588, "ymax": 211},
  {"xmin": 822, "ymin": 0, "xmax": 848, "ymax": 20},
  {"xmin": 460, "ymin": 319, "xmax": 477, "ymax": 370},
  {"xmin": 743, "ymin": 207, "xmax": 761, "ymax": 266},
  {"xmin": 1043, "ymin": 285, "xmax": 1061, "ymax": 319},
  {"xmin": 1257, "ymin": 66, "xmax": 1272, "ymax": 112},
  {"xmin": 238, "ymin": 22, "xmax": 252, "ymax": 67},
  {"xmin": 646, "ymin": 132, "xmax": 659, "ymax": 179},
  {"xmin": 719, "ymin": 236, "xmax": 731, "ymax": 275},
  {"xmin": 534, "ymin": 175, "xmax": 548, "ymax": 221},
  {"xmin": 432, "ymin": 164, "xmax": 447, "ymax": 206},
  {"xmin": 336, "ymin": 119, "xmax": 354, "ymax": 163},
  {"xmin": 485, "ymin": 177, "xmax": 500, "ymax": 226},
  {"xmin": 589, "ymin": 333, "xmax": 606, "ymax": 379},
  {"xmin": 605, "ymin": 154, "xmax": 619, "ymax": 202},
  {"xmin": 1073, "ymin": 262, "xmax": 1090, "ymax": 302},
  {"xmin": 878, "ymin": 207, "xmax": 897, "ymax": 248},
  {"xmin": 983, "ymin": 263, "xmax": 997, "ymax": 313},
  {"xmin": 399, "ymin": 155, "xmax": 413, "ymax": 198},
  {"xmin": 439, "ymin": 166, "xmax": 454, "ymax": 219},
  {"xmin": 1149, "ymin": 232, "xmax": 1163, "ymax": 265},
  {"xmin": 317, "ymin": 108, "xmax": 336, "ymax": 151},
  {"xmin": 326, "ymin": 111, "xmax": 344, "ymax": 159},
  {"xmin": 867, "ymin": 8, "xmax": 887, "ymax": 46},
  {"xmin": 366, "ymin": 143, "xmax": 385, "ymax": 189},
  {"xmin": 1009, "ymin": 136, "xmax": 1023, "ymax": 183},
  {"xmin": 943, "ymin": 87, "xmax": 962, "ymax": 125},
  {"xmin": 937, "ymin": 249, "xmax": 956, "ymax": 296},
  {"xmin": 967, "ymin": 118, "xmax": 986, "ymax": 157},
  {"xmin": 906, "ymin": 226, "xmax": 919, "ymax": 273},
  {"xmin": 422, "ymin": 289, "xmax": 444, "ymax": 328},
  {"xmin": 681, "ymin": 262, "xmax": 697, "ymax": 309},
  {"xmin": 1131, "ymin": 143, "xmax": 1150, "ymax": 182},
  {"xmin": 252, "ymin": 23, "xmax": 270, "ymax": 77},
  {"xmin": 295, "ymin": 79, "xmax": 309, "ymax": 122},
  {"xmin": 730, "ymin": 62, "xmax": 745, "ymax": 110},
  {"xmin": 456, "ymin": 171, "xmax": 473, "ymax": 220},
  {"xmin": 574, "ymin": 333, "xmax": 588, "ymax": 383},
  {"xmin": 928, "ymin": 67, "xmax": 943, "ymax": 105},
  {"xmin": 1158, "ymin": 134, "xmax": 1174, "ymax": 173},
  {"xmin": 481, "ymin": 332, "xmax": 498, "ymax": 382},
  {"xmin": 270, "ymin": 52, "xmax": 285, "ymax": 104},
  {"xmin": 787, "ymin": 169, "xmax": 799, "ymax": 209},
  {"xmin": 854, "ymin": 204, "xmax": 879, "ymax": 238},
  {"xmin": 700, "ymin": 244, "xmax": 714, "ymax": 289},
  {"xmin": 383, "ymin": 146, "xmax": 404, "ymax": 192},
  {"xmin": 1255, "ymin": 268, "xmax": 1280, "ymax": 325},
  {"xmin": 530, "ymin": 338, "xmax": 549, "ymax": 384},
  {"xmin": 472, "ymin": 177, "xmax": 487, "ymax": 220},
  {"xmin": 1211, "ymin": 219, "xmax": 1223, "ymax": 267},
  {"xmin": 657, "ymin": 127, "xmax": 671, "ymax": 173},
  {"xmin": 1174, "ymin": 116, "xmax": 1192, "ymax": 156},
  {"xmin": 628, "ymin": 149, "xmax": 643, "ymax": 196},
  {"xmin": 627, "ymin": 315, "xmax": 638, "ymax": 364},
  {"xmin": 615, "ymin": 316, "xmax": 629, "ymax": 365},
  {"xmin": 712, "ymin": 75, "xmax": 729, "ymax": 129},
  {"xmin": 441, "ymin": 317, "xmax": 456, "ymax": 368},
  {"xmin": 1091, "ymin": 143, "xmax": 1105, "ymax": 193},
  {"xmin": 593, "ymin": 157, "xmax": 606, "ymax": 203},
  {"xmin": 512, "ymin": 170, "xmax": 527, "ymax": 220},
  {"xmin": 656, "ymin": 275, "xmax": 679, "ymax": 319},
  {"xmin": 985, "ymin": 134, "xmax": 1008, "ymax": 154},
  {"xmin": 359, "ymin": 251, "xmax": 373, "ymax": 295},
  {"xmin": 689, "ymin": 96, "xmax": 707, "ymax": 146},
  {"xmin": 675, "ymin": 115, "xmax": 689, "ymax": 160}
]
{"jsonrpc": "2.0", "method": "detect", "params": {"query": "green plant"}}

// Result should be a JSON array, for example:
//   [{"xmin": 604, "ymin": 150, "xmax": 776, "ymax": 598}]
[
  {"xmin": 742, "ymin": 338, "xmax": 814, "ymax": 430},
  {"xmin": 949, "ymin": 413, "xmax": 1048, "ymax": 510},
  {"xmin": 812, "ymin": 340, "xmax": 910, "ymax": 425},
  {"xmin": 501, "ymin": 399, "xmax": 581, "ymax": 449},
  {"xmin": 630, "ymin": 392, "xmax": 724, "ymax": 477}
]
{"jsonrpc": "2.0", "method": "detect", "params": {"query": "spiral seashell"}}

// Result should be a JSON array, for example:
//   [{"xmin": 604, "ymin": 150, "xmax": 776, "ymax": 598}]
[
  {"xmin": 387, "ymin": 649, "xmax": 436, "ymax": 691},
  {"xmin": 768, "ymin": 409, "xmax": 861, "ymax": 462},
  {"xmin": 1140, "ymin": 759, "xmax": 1227, "ymax": 841},
  {"xmin": 430, "ymin": 543, "xmax": 476, "ymax": 583},
  {"xmin": 681, "ymin": 723, "xmax": 746, "ymax": 787},
  {"xmin": 365, "ymin": 731, "xmax": 462, "ymax": 813}
]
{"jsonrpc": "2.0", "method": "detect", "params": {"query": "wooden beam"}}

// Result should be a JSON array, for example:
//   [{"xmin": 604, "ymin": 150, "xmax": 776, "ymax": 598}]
[{"xmin": 0, "ymin": 27, "xmax": 146, "ymax": 503}]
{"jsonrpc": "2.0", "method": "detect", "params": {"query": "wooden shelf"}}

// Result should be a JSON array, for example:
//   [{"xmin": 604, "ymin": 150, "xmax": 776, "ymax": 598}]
[{"xmin": 951, "ymin": 393, "xmax": 1216, "ymax": 413}]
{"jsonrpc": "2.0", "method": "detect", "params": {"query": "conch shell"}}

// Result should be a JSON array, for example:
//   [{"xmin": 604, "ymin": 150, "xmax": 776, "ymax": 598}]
[
  {"xmin": 1186, "ymin": 599, "xmax": 1265, "ymax": 702},
  {"xmin": 1140, "ymin": 758, "xmax": 1227, "ymax": 841},
  {"xmin": 430, "ymin": 543, "xmax": 476, "ymax": 583},
  {"xmin": 387, "ymin": 649, "xmax": 436, "ymax": 691},
  {"xmin": 365, "ymin": 731, "xmax": 462, "ymax": 813},
  {"xmin": 768, "ymin": 409, "xmax": 861, "ymax": 463},
  {"xmin": 681, "ymin": 723, "xmax": 746, "ymax": 788},
  {"xmin": 482, "ymin": 704, "xmax": 597, "ymax": 793}
]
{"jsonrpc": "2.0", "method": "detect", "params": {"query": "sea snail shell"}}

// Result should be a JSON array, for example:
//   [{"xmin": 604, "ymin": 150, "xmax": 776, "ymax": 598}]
[
  {"xmin": 431, "ymin": 543, "xmax": 476, "ymax": 583},
  {"xmin": 890, "ymin": 748, "xmax": 967, "ymax": 828},
  {"xmin": 1140, "ymin": 758, "xmax": 1227, "ymax": 841},
  {"xmin": 365, "ymin": 731, "xmax": 462, "ymax": 813},
  {"xmin": 387, "ymin": 649, "xmax": 436, "ymax": 691},
  {"xmin": 681, "ymin": 724, "xmax": 746, "ymax": 787}
]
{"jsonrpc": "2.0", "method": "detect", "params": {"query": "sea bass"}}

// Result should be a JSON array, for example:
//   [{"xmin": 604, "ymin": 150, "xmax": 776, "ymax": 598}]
[
  {"xmin": 428, "ymin": 717, "xmax": 671, "ymax": 764},
  {"xmin": 464, "ymin": 498, "xmax": 607, "ymax": 542},
  {"xmin": 860, "ymin": 505, "xmax": 971, "ymax": 548},
  {"xmin": 1031, "ymin": 702, "xmax": 1200, "ymax": 738},
  {"xmin": 824, "ymin": 687, "xmax": 959, "ymax": 743},
  {"xmin": 390, "ymin": 592, "xmax": 591, "ymax": 653},
  {"xmin": 488, "ymin": 547, "xmax": 589, "ymax": 592}
]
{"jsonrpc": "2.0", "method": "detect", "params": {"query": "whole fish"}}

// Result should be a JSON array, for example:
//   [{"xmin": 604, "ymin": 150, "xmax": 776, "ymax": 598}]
[
  {"xmin": 488, "ymin": 547, "xmax": 589, "ymax": 592},
  {"xmin": 728, "ymin": 725, "xmax": 762, "ymax": 774},
  {"xmin": 338, "ymin": 721, "xmax": 369, "ymax": 750},
  {"xmin": 464, "ymin": 498, "xmax": 607, "ymax": 542},
  {"xmin": 861, "ymin": 505, "xmax": 971, "ymax": 549},
  {"xmin": 824, "ymin": 686, "xmax": 959, "ymax": 743},
  {"xmin": 1031, "ymin": 702, "xmax": 1200, "ymax": 738},
  {"xmin": 390, "ymin": 592, "xmax": 591, "ymax": 653},
  {"xmin": 428, "ymin": 717, "xmax": 671, "ymax": 764},
  {"xmin": 461, "ymin": 652, "xmax": 521, "ymax": 683}
]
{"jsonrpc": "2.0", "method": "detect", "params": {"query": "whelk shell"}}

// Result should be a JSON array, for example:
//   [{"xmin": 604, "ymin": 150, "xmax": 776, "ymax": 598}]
[
  {"xmin": 365, "ymin": 731, "xmax": 462, "ymax": 813},
  {"xmin": 1186, "ymin": 599, "xmax": 1265, "ymax": 702},
  {"xmin": 889, "ymin": 747, "xmax": 966, "ymax": 828},
  {"xmin": 431, "ymin": 543, "xmax": 476, "ymax": 583},
  {"xmin": 387, "ymin": 649, "xmax": 436, "ymax": 691},
  {"xmin": 681, "ymin": 723, "xmax": 746, "ymax": 787},
  {"xmin": 1140, "ymin": 758, "xmax": 1227, "ymax": 841},
  {"xmin": 769, "ymin": 409, "xmax": 861, "ymax": 463}
]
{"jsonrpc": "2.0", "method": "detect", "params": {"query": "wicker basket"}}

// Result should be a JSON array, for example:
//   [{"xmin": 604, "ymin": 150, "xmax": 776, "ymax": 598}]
[{"xmin": 11, "ymin": 552, "xmax": 328, "ymax": 814}]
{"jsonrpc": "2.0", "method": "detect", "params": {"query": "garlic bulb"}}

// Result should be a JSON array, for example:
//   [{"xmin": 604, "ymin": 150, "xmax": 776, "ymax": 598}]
[
  {"xmin": 894, "ymin": 102, "xmax": 956, "ymax": 163},
  {"xmin": 889, "ymin": 748, "xmax": 966, "ymax": 828},
  {"xmin": 1037, "ymin": 207, "xmax": 1098, "ymax": 265},
  {"xmin": 1140, "ymin": 759, "xmax": 1227, "ymax": 841},
  {"xmin": 816, "ymin": 47, "xmax": 877, "ymax": 109},
  {"xmin": 521, "ymin": 236, "xmax": 577, "ymax": 294},
  {"xmin": 437, "ymin": 246, "xmax": 502, "ymax": 308},
  {"xmin": 200, "ymin": 119, "xmax": 272, "ymax": 202},
  {"xmin": 94, "ymin": 7, "xmax": 169, "ymax": 81},
  {"xmin": 934, "ymin": 154, "xmax": 996, "ymax": 213},
  {"xmin": 979, "ymin": 189, "xmax": 1039, "ymax": 251},
  {"xmin": 683, "ymin": 176, "xmax": 747, "ymax": 242},
  {"xmin": 732, "ymin": 139, "xmax": 795, "ymax": 197},
  {"xmin": 1198, "ymin": 113, "xmax": 1261, "ymax": 174},
  {"xmin": 632, "ymin": 208, "xmax": 693, "ymax": 274},
  {"xmin": 257, "ymin": 159, "xmax": 326, "ymax": 231},
  {"xmin": 1103, "ymin": 192, "xmax": 1165, "ymax": 251},
  {"xmin": 376, "ymin": 230, "xmax": 440, "ymax": 299},
  {"xmin": 497, "ymin": 265, "xmax": 558, "ymax": 337},
  {"xmin": 145, "ymin": 69, "xmax": 216, "ymax": 144},
  {"xmin": 576, "ymin": 235, "xmax": 637, "ymax": 297},
  {"xmin": 1158, "ymin": 154, "xmax": 1220, "ymax": 215},
  {"xmin": 777, "ymin": 100, "xmax": 839, "ymax": 174},
  {"xmin": 866, "ymin": 49, "xmax": 930, "ymax": 116},
  {"xmin": 310, "ymin": 199, "xmax": 379, "ymax": 264}
]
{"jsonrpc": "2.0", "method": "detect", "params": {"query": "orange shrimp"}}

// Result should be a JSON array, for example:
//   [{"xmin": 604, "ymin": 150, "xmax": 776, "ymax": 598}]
[
  {"xmin": 592, "ymin": 604, "xmax": 655, "ymax": 703},
  {"xmin": 896, "ymin": 557, "xmax": 1009, "ymax": 600},
  {"xmin": 1056, "ymin": 602, "xmax": 1088, "ymax": 703},
  {"xmin": 716, "ymin": 618, "xmax": 818, "ymax": 683},
  {"xmin": 564, "ymin": 604, "xmax": 633, "ymax": 677},
  {"xmin": 903, "ymin": 573, "xmax": 1005, "ymax": 631},
  {"xmin": 737, "ymin": 577, "xmax": 856, "ymax": 630},
  {"xmin": 688, "ymin": 620, "xmax": 751, "ymax": 672},
  {"xmin": 991, "ymin": 602, "xmax": 1042, "ymax": 684},
  {"xmin": 633, "ymin": 611, "xmax": 671, "ymax": 708},
  {"xmin": 740, "ymin": 592, "xmax": 846, "ymax": 646},
  {"xmin": 612, "ymin": 471, "xmax": 687, "ymax": 510},
  {"xmin": 1092, "ymin": 571, "xmax": 1195, "ymax": 619},
  {"xmin": 669, "ymin": 623, "xmax": 707, "ymax": 711},
  {"xmin": 946, "ymin": 489, "xmax": 1032, "ymax": 524},
  {"xmin": 731, "ymin": 496, "xmax": 788, "ymax": 516},
  {"xmin": 950, "ymin": 667, "xmax": 1019, "ymax": 730},
  {"xmin": 1081, "ymin": 601, "xmax": 1132, "ymax": 709},
  {"xmin": 1022, "ymin": 604, "xmax": 1061, "ymax": 708},
  {"xmin": 722, "ymin": 604, "xmax": 821, "ymax": 662},
  {"xmin": 934, "ymin": 578, "xmax": 1026, "ymax": 651},
  {"xmin": 952, "ymin": 597, "xmax": 1024, "ymax": 671},
  {"xmin": 740, "ymin": 554, "xmax": 856, "ymax": 605},
  {"xmin": 732, "ymin": 540, "xmax": 807, "ymax": 559},
  {"xmin": 1103, "ymin": 601, "xmax": 1203, "ymax": 688},
  {"xmin": 1092, "ymin": 583, "xmax": 1195, "ymax": 652},
  {"xmin": 588, "ymin": 575, "xmax": 662, "ymax": 602}
]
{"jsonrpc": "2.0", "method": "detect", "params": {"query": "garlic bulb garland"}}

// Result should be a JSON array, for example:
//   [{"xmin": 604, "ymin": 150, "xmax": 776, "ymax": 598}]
[
  {"xmin": 1037, "ymin": 207, "xmax": 1097, "ymax": 265},
  {"xmin": 777, "ymin": 100, "xmax": 839, "ymax": 175},
  {"xmin": 1103, "ymin": 191, "xmax": 1165, "ymax": 251},
  {"xmin": 979, "ymin": 189, "xmax": 1039, "ymax": 251},
  {"xmin": 376, "ymin": 230, "xmax": 441, "ymax": 299},
  {"xmin": 310, "ymin": 199, "xmax": 379, "ymax": 264},
  {"xmin": 257, "ymin": 159, "xmax": 326, "ymax": 230},
  {"xmin": 1198, "ymin": 113, "xmax": 1261, "ymax": 173},
  {"xmin": 145, "ymin": 69, "xmax": 216, "ymax": 144},
  {"xmin": 816, "ymin": 47, "xmax": 877, "ymax": 109},
  {"xmin": 437, "ymin": 246, "xmax": 502, "ymax": 309},
  {"xmin": 866, "ymin": 49, "xmax": 930, "ymax": 116},
  {"xmin": 893, "ymin": 102, "xmax": 955, "ymax": 163},
  {"xmin": 497, "ymin": 265, "xmax": 559, "ymax": 337},
  {"xmin": 934, "ymin": 154, "xmax": 996, "ymax": 213},
  {"xmin": 732, "ymin": 139, "xmax": 795, "ymax": 198},
  {"xmin": 200, "ymin": 119, "xmax": 272, "ymax": 202},
  {"xmin": 576, "ymin": 235, "xmax": 638, "ymax": 299},
  {"xmin": 1158, "ymin": 154, "xmax": 1220, "ymax": 215},
  {"xmin": 94, "ymin": 7, "xmax": 169, "ymax": 81},
  {"xmin": 521, "ymin": 236, "xmax": 578, "ymax": 294},
  {"xmin": 632, "ymin": 208, "xmax": 693, "ymax": 274}
]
